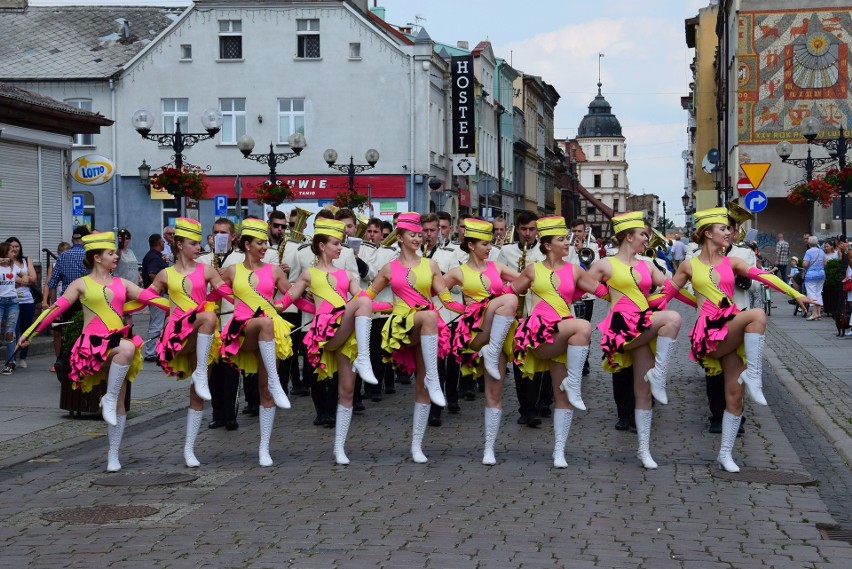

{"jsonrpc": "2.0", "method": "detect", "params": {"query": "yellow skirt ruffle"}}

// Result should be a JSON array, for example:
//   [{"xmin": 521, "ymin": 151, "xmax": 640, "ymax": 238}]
[{"xmin": 227, "ymin": 316, "xmax": 293, "ymax": 375}]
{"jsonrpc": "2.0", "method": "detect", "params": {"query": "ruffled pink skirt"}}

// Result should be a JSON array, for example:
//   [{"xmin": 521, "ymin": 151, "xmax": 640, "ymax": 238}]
[
  {"xmin": 304, "ymin": 307, "xmax": 358, "ymax": 381},
  {"xmin": 451, "ymin": 296, "xmax": 494, "ymax": 377},
  {"xmin": 69, "ymin": 324, "xmax": 143, "ymax": 393},
  {"xmin": 381, "ymin": 307, "xmax": 451, "ymax": 375},
  {"xmin": 156, "ymin": 303, "xmax": 221, "ymax": 379},
  {"xmin": 598, "ymin": 308, "xmax": 654, "ymax": 372},
  {"xmin": 513, "ymin": 303, "xmax": 568, "ymax": 379},
  {"xmin": 689, "ymin": 298, "xmax": 742, "ymax": 376}
]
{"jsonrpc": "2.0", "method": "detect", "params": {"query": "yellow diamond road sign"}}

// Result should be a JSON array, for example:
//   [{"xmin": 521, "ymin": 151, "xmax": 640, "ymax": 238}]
[{"xmin": 741, "ymin": 163, "xmax": 771, "ymax": 190}]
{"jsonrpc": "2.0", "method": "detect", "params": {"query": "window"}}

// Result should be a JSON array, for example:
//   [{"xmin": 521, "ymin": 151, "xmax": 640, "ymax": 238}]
[
  {"xmin": 613, "ymin": 174, "xmax": 619, "ymax": 188},
  {"xmin": 613, "ymin": 198, "xmax": 620, "ymax": 213},
  {"xmin": 65, "ymin": 99, "xmax": 94, "ymax": 146},
  {"xmin": 278, "ymin": 98, "xmax": 305, "ymax": 143},
  {"xmin": 586, "ymin": 206, "xmax": 596, "ymax": 216},
  {"xmin": 180, "ymin": 44, "xmax": 192, "ymax": 61},
  {"xmin": 594, "ymin": 144, "xmax": 601, "ymax": 157},
  {"xmin": 219, "ymin": 98, "xmax": 246, "ymax": 144},
  {"xmin": 349, "ymin": 42, "xmax": 361, "ymax": 59},
  {"xmin": 613, "ymin": 145, "xmax": 619, "ymax": 157},
  {"xmin": 297, "ymin": 18, "xmax": 320, "ymax": 58},
  {"xmin": 218, "ymin": 20, "xmax": 242, "ymax": 60},
  {"xmin": 593, "ymin": 174, "xmax": 601, "ymax": 188},
  {"xmin": 162, "ymin": 98, "xmax": 188, "ymax": 134},
  {"xmin": 162, "ymin": 198, "xmax": 178, "ymax": 229},
  {"xmin": 229, "ymin": 198, "xmax": 248, "ymax": 221}
]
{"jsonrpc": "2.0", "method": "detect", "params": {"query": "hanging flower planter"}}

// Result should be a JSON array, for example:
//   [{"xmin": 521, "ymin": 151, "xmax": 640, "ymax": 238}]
[
  {"xmin": 786, "ymin": 178, "xmax": 838, "ymax": 208},
  {"xmin": 150, "ymin": 166, "xmax": 208, "ymax": 200},
  {"xmin": 333, "ymin": 189, "xmax": 367, "ymax": 210},
  {"xmin": 253, "ymin": 179, "xmax": 294, "ymax": 208}
]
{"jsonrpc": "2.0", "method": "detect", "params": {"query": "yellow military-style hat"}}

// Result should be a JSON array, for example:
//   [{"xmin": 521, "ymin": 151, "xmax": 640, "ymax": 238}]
[
  {"xmin": 240, "ymin": 218, "xmax": 268, "ymax": 241},
  {"xmin": 536, "ymin": 216, "xmax": 568, "ymax": 238},
  {"xmin": 82, "ymin": 231, "xmax": 115, "ymax": 252},
  {"xmin": 314, "ymin": 218, "xmax": 345, "ymax": 240},
  {"xmin": 693, "ymin": 207, "xmax": 729, "ymax": 230},
  {"xmin": 611, "ymin": 211, "xmax": 645, "ymax": 234},
  {"xmin": 463, "ymin": 218, "xmax": 493, "ymax": 241},
  {"xmin": 174, "ymin": 217, "xmax": 203, "ymax": 241}
]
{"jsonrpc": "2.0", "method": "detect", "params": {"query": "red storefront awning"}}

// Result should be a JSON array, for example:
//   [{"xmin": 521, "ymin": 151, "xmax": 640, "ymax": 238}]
[{"xmin": 205, "ymin": 174, "xmax": 407, "ymax": 200}]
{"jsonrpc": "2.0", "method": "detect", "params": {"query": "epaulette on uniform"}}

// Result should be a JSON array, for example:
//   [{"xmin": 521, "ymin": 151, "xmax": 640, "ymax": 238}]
[
  {"xmin": 361, "ymin": 241, "xmax": 377, "ymax": 249},
  {"xmin": 298, "ymin": 243, "xmax": 311, "ymax": 250}
]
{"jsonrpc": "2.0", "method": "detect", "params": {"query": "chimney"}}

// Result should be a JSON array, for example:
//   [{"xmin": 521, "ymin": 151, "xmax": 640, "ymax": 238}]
[
  {"xmin": 370, "ymin": 5, "xmax": 386, "ymax": 20},
  {"xmin": 457, "ymin": 41, "xmax": 469, "ymax": 50}
]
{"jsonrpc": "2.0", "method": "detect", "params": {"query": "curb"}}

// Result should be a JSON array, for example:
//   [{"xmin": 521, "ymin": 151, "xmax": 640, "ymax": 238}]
[{"xmin": 764, "ymin": 343, "xmax": 852, "ymax": 469}]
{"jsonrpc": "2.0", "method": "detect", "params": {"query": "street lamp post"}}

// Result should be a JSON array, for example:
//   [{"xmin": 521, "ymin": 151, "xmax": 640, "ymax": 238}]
[
  {"xmin": 681, "ymin": 190, "xmax": 690, "ymax": 233},
  {"xmin": 712, "ymin": 163, "xmax": 725, "ymax": 207},
  {"xmin": 323, "ymin": 148, "xmax": 380, "ymax": 210},
  {"xmin": 813, "ymin": 125, "xmax": 849, "ymax": 236},
  {"xmin": 237, "ymin": 133, "xmax": 306, "ymax": 209},
  {"xmin": 132, "ymin": 107, "xmax": 223, "ymax": 216},
  {"xmin": 776, "ymin": 117, "xmax": 836, "ymax": 235}
]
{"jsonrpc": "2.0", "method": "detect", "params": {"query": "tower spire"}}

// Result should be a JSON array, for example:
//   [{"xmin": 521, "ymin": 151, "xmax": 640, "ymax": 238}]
[{"xmin": 598, "ymin": 52, "xmax": 604, "ymax": 95}]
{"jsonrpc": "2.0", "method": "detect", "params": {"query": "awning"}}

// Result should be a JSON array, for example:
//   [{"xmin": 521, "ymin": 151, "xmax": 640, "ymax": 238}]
[{"xmin": 204, "ymin": 174, "xmax": 407, "ymax": 200}]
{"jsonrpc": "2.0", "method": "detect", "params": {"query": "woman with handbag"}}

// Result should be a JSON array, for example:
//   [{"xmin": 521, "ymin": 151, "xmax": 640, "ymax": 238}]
[{"xmin": 802, "ymin": 235, "xmax": 826, "ymax": 320}]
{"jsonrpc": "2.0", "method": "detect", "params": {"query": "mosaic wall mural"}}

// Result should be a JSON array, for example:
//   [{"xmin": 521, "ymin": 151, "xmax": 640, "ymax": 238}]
[{"xmin": 738, "ymin": 9, "xmax": 852, "ymax": 144}]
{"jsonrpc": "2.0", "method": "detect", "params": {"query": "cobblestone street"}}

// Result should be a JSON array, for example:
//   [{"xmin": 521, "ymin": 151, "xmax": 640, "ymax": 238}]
[{"xmin": 0, "ymin": 303, "xmax": 850, "ymax": 567}]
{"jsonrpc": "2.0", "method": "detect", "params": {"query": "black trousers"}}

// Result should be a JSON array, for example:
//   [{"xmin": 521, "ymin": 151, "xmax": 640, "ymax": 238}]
[
  {"xmin": 431, "ymin": 322, "xmax": 460, "ymax": 419},
  {"xmin": 612, "ymin": 365, "xmax": 636, "ymax": 420},
  {"xmin": 210, "ymin": 361, "xmax": 240, "ymax": 422},
  {"xmin": 282, "ymin": 312, "xmax": 304, "ymax": 393},
  {"xmin": 243, "ymin": 373, "xmax": 259, "ymax": 409},
  {"xmin": 581, "ymin": 299, "xmax": 594, "ymax": 371},
  {"xmin": 365, "ymin": 317, "xmax": 392, "ymax": 395},
  {"xmin": 706, "ymin": 373, "xmax": 725, "ymax": 422},
  {"xmin": 513, "ymin": 364, "xmax": 543, "ymax": 418}
]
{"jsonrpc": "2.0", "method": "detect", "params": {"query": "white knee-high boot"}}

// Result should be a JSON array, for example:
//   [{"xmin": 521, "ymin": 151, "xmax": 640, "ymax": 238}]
[
  {"xmin": 482, "ymin": 407, "xmax": 502, "ymax": 465},
  {"xmin": 107, "ymin": 414, "xmax": 126, "ymax": 472},
  {"xmin": 420, "ymin": 335, "xmax": 446, "ymax": 407},
  {"xmin": 643, "ymin": 336, "xmax": 676, "ymax": 405},
  {"xmin": 352, "ymin": 317, "xmax": 379, "ymax": 385},
  {"xmin": 717, "ymin": 411, "xmax": 742, "ymax": 472},
  {"xmin": 552, "ymin": 408, "xmax": 574, "ymax": 468},
  {"xmin": 190, "ymin": 333, "xmax": 214, "ymax": 401},
  {"xmin": 559, "ymin": 344, "xmax": 589, "ymax": 411},
  {"xmin": 258, "ymin": 340, "xmax": 291, "ymax": 409},
  {"xmin": 258, "ymin": 406, "xmax": 276, "ymax": 467},
  {"xmin": 481, "ymin": 314, "xmax": 513, "ymax": 380},
  {"xmin": 411, "ymin": 402, "xmax": 431, "ymax": 463},
  {"xmin": 100, "ymin": 363, "xmax": 130, "ymax": 426},
  {"xmin": 635, "ymin": 409, "xmax": 658, "ymax": 469},
  {"xmin": 740, "ymin": 333, "xmax": 767, "ymax": 406},
  {"xmin": 334, "ymin": 405, "xmax": 353, "ymax": 465},
  {"xmin": 184, "ymin": 409, "xmax": 203, "ymax": 468}
]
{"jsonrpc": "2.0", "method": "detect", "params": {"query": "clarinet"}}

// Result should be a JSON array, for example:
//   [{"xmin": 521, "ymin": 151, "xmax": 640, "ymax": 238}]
[{"xmin": 516, "ymin": 241, "xmax": 528, "ymax": 319}]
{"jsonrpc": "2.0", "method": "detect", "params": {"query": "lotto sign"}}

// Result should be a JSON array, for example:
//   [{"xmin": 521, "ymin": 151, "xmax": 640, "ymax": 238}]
[{"xmin": 70, "ymin": 154, "xmax": 115, "ymax": 186}]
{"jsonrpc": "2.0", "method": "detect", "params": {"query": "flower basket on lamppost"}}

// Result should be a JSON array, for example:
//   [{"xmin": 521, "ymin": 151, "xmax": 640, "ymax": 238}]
[
  {"xmin": 333, "ymin": 189, "xmax": 368, "ymax": 210},
  {"xmin": 786, "ymin": 178, "xmax": 838, "ymax": 208},
  {"xmin": 253, "ymin": 179, "xmax": 295, "ymax": 209},
  {"xmin": 150, "ymin": 165, "xmax": 209, "ymax": 201}
]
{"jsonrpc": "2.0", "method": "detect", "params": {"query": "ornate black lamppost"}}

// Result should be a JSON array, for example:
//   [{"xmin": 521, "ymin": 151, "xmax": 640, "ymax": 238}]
[
  {"xmin": 237, "ymin": 133, "xmax": 306, "ymax": 210},
  {"xmin": 323, "ymin": 148, "xmax": 380, "ymax": 192}
]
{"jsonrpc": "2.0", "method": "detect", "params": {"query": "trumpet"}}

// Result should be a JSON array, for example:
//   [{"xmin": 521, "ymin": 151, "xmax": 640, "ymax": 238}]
[
  {"xmin": 515, "ymin": 240, "xmax": 528, "ymax": 319},
  {"xmin": 494, "ymin": 225, "xmax": 514, "ymax": 248},
  {"xmin": 643, "ymin": 228, "xmax": 667, "ymax": 258},
  {"xmin": 577, "ymin": 227, "xmax": 596, "ymax": 267}
]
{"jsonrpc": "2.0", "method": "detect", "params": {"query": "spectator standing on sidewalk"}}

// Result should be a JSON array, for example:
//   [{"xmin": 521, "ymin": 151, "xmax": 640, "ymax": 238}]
[
  {"xmin": 775, "ymin": 233, "xmax": 789, "ymax": 283},
  {"xmin": 5, "ymin": 237, "xmax": 37, "ymax": 373},
  {"xmin": 671, "ymin": 237, "xmax": 686, "ymax": 271},
  {"xmin": 0, "ymin": 243, "xmax": 20, "ymax": 375},
  {"xmin": 802, "ymin": 235, "xmax": 826, "ymax": 321},
  {"xmin": 141, "ymin": 234, "xmax": 168, "ymax": 361},
  {"xmin": 114, "ymin": 229, "xmax": 139, "ymax": 329},
  {"xmin": 162, "ymin": 226, "xmax": 176, "ymax": 265}
]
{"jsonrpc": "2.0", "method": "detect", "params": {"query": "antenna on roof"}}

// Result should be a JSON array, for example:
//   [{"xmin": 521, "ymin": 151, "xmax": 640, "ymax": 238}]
[{"xmin": 598, "ymin": 53, "xmax": 604, "ymax": 94}]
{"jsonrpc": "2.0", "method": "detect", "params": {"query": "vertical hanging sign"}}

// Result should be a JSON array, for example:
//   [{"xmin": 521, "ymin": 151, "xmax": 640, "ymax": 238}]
[{"xmin": 451, "ymin": 55, "xmax": 475, "ymax": 155}]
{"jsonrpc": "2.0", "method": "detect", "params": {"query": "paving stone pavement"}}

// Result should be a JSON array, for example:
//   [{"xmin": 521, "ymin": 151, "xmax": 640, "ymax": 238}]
[{"xmin": 0, "ymin": 302, "xmax": 850, "ymax": 568}]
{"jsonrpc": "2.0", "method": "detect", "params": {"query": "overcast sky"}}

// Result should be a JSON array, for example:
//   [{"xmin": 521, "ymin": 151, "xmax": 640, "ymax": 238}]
[{"xmin": 32, "ymin": 0, "xmax": 708, "ymax": 218}]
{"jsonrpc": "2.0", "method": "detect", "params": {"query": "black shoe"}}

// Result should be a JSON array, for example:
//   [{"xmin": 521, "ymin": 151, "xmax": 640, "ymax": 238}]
[
  {"xmin": 313, "ymin": 414, "xmax": 326, "ymax": 426},
  {"xmin": 615, "ymin": 417, "xmax": 631, "ymax": 431},
  {"xmin": 324, "ymin": 414, "xmax": 336, "ymax": 428},
  {"xmin": 353, "ymin": 402, "xmax": 366, "ymax": 413},
  {"xmin": 428, "ymin": 416, "xmax": 442, "ymax": 427},
  {"xmin": 582, "ymin": 365, "xmax": 590, "ymax": 377},
  {"xmin": 462, "ymin": 390, "xmax": 476, "ymax": 401},
  {"xmin": 448, "ymin": 402, "xmax": 461, "ymax": 414},
  {"xmin": 538, "ymin": 406, "xmax": 552, "ymax": 418},
  {"xmin": 225, "ymin": 420, "xmax": 239, "ymax": 431},
  {"xmin": 208, "ymin": 420, "xmax": 227, "ymax": 429},
  {"xmin": 384, "ymin": 387, "xmax": 396, "ymax": 394},
  {"xmin": 242, "ymin": 404, "xmax": 259, "ymax": 417},
  {"xmin": 371, "ymin": 394, "xmax": 383, "ymax": 402},
  {"xmin": 526, "ymin": 414, "xmax": 542, "ymax": 428},
  {"xmin": 291, "ymin": 387, "xmax": 310, "ymax": 397},
  {"xmin": 144, "ymin": 356, "xmax": 158, "ymax": 363},
  {"xmin": 709, "ymin": 419, "xmax": 722, "ymax": 434}
]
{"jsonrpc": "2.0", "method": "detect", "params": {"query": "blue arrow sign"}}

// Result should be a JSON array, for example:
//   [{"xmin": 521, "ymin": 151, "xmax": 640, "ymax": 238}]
[
  {"xmin": 72, "ymin": 195, "xmax": 84, "ymax": 215},
  {"xmin": 745, "ymin": 190, "xmax": 768, "ymax": 213},
  {"xmin": 214, "ymin": 195, "xmax": 228, "ymax": 216}
]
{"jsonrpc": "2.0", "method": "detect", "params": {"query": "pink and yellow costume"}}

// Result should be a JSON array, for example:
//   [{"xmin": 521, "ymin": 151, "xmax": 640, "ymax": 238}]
[
  {"xmin": 688, "ymin": 256, "xmax": 746, "ymax": 376},
  {"xmin": 155, "ymin": 265, "xmax": 222, "ymax": 379},
  {"xmin": 452, "ymin": 261, "xmax": 515, "ymax": 378},
  {"xmin": 380, "ymin": 257, "xmax": 451, "ymax": 375},
  {"xmin": 303, "ymin": 267, "xmax": 358, "ymax": 380},
  {"xmin": 513, "ymin": 262, "xmax": 580, "ymax": 379},
  {"xmin": 220, "ymin": 263, "xmax": 293, "ymax": 374},
  {"xmin": 598, "ymin": 258, "xmax": 655, "ymax": 372}
]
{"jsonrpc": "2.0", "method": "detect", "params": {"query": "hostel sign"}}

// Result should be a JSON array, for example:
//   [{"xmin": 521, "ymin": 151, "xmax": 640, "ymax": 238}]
[{"xmin": 451, "ymin": 55, "xmax": 475, "ymax": 155}]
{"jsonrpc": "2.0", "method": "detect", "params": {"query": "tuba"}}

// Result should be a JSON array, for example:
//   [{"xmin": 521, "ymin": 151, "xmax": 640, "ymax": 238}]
[
  {"xmin": 288, "ymin": 207, "xmax": 312, "ymax": 244},
  {"xmin": 726, "ymin": 200, "xmax": 754, "ymax": 243},
  {"xmin": 380, "ymin": 228, "xmax": 398, "ymax": 247},
  {"xmin": 644, "ymin": 228, "xmax": 667, "ymax": 258},
  {"xmin": 577, "ymin": 227, "xmax": 596, "ymax": 267},
  {"xmin": 354, "ymin": 213, "xmax": 369, "ymax": 239}
]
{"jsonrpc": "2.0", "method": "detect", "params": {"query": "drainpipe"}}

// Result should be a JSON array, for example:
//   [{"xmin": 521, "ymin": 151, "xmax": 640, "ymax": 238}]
[{"xmin": 110, "ymin": 78, "xmax": 118, "ymax": 237}]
